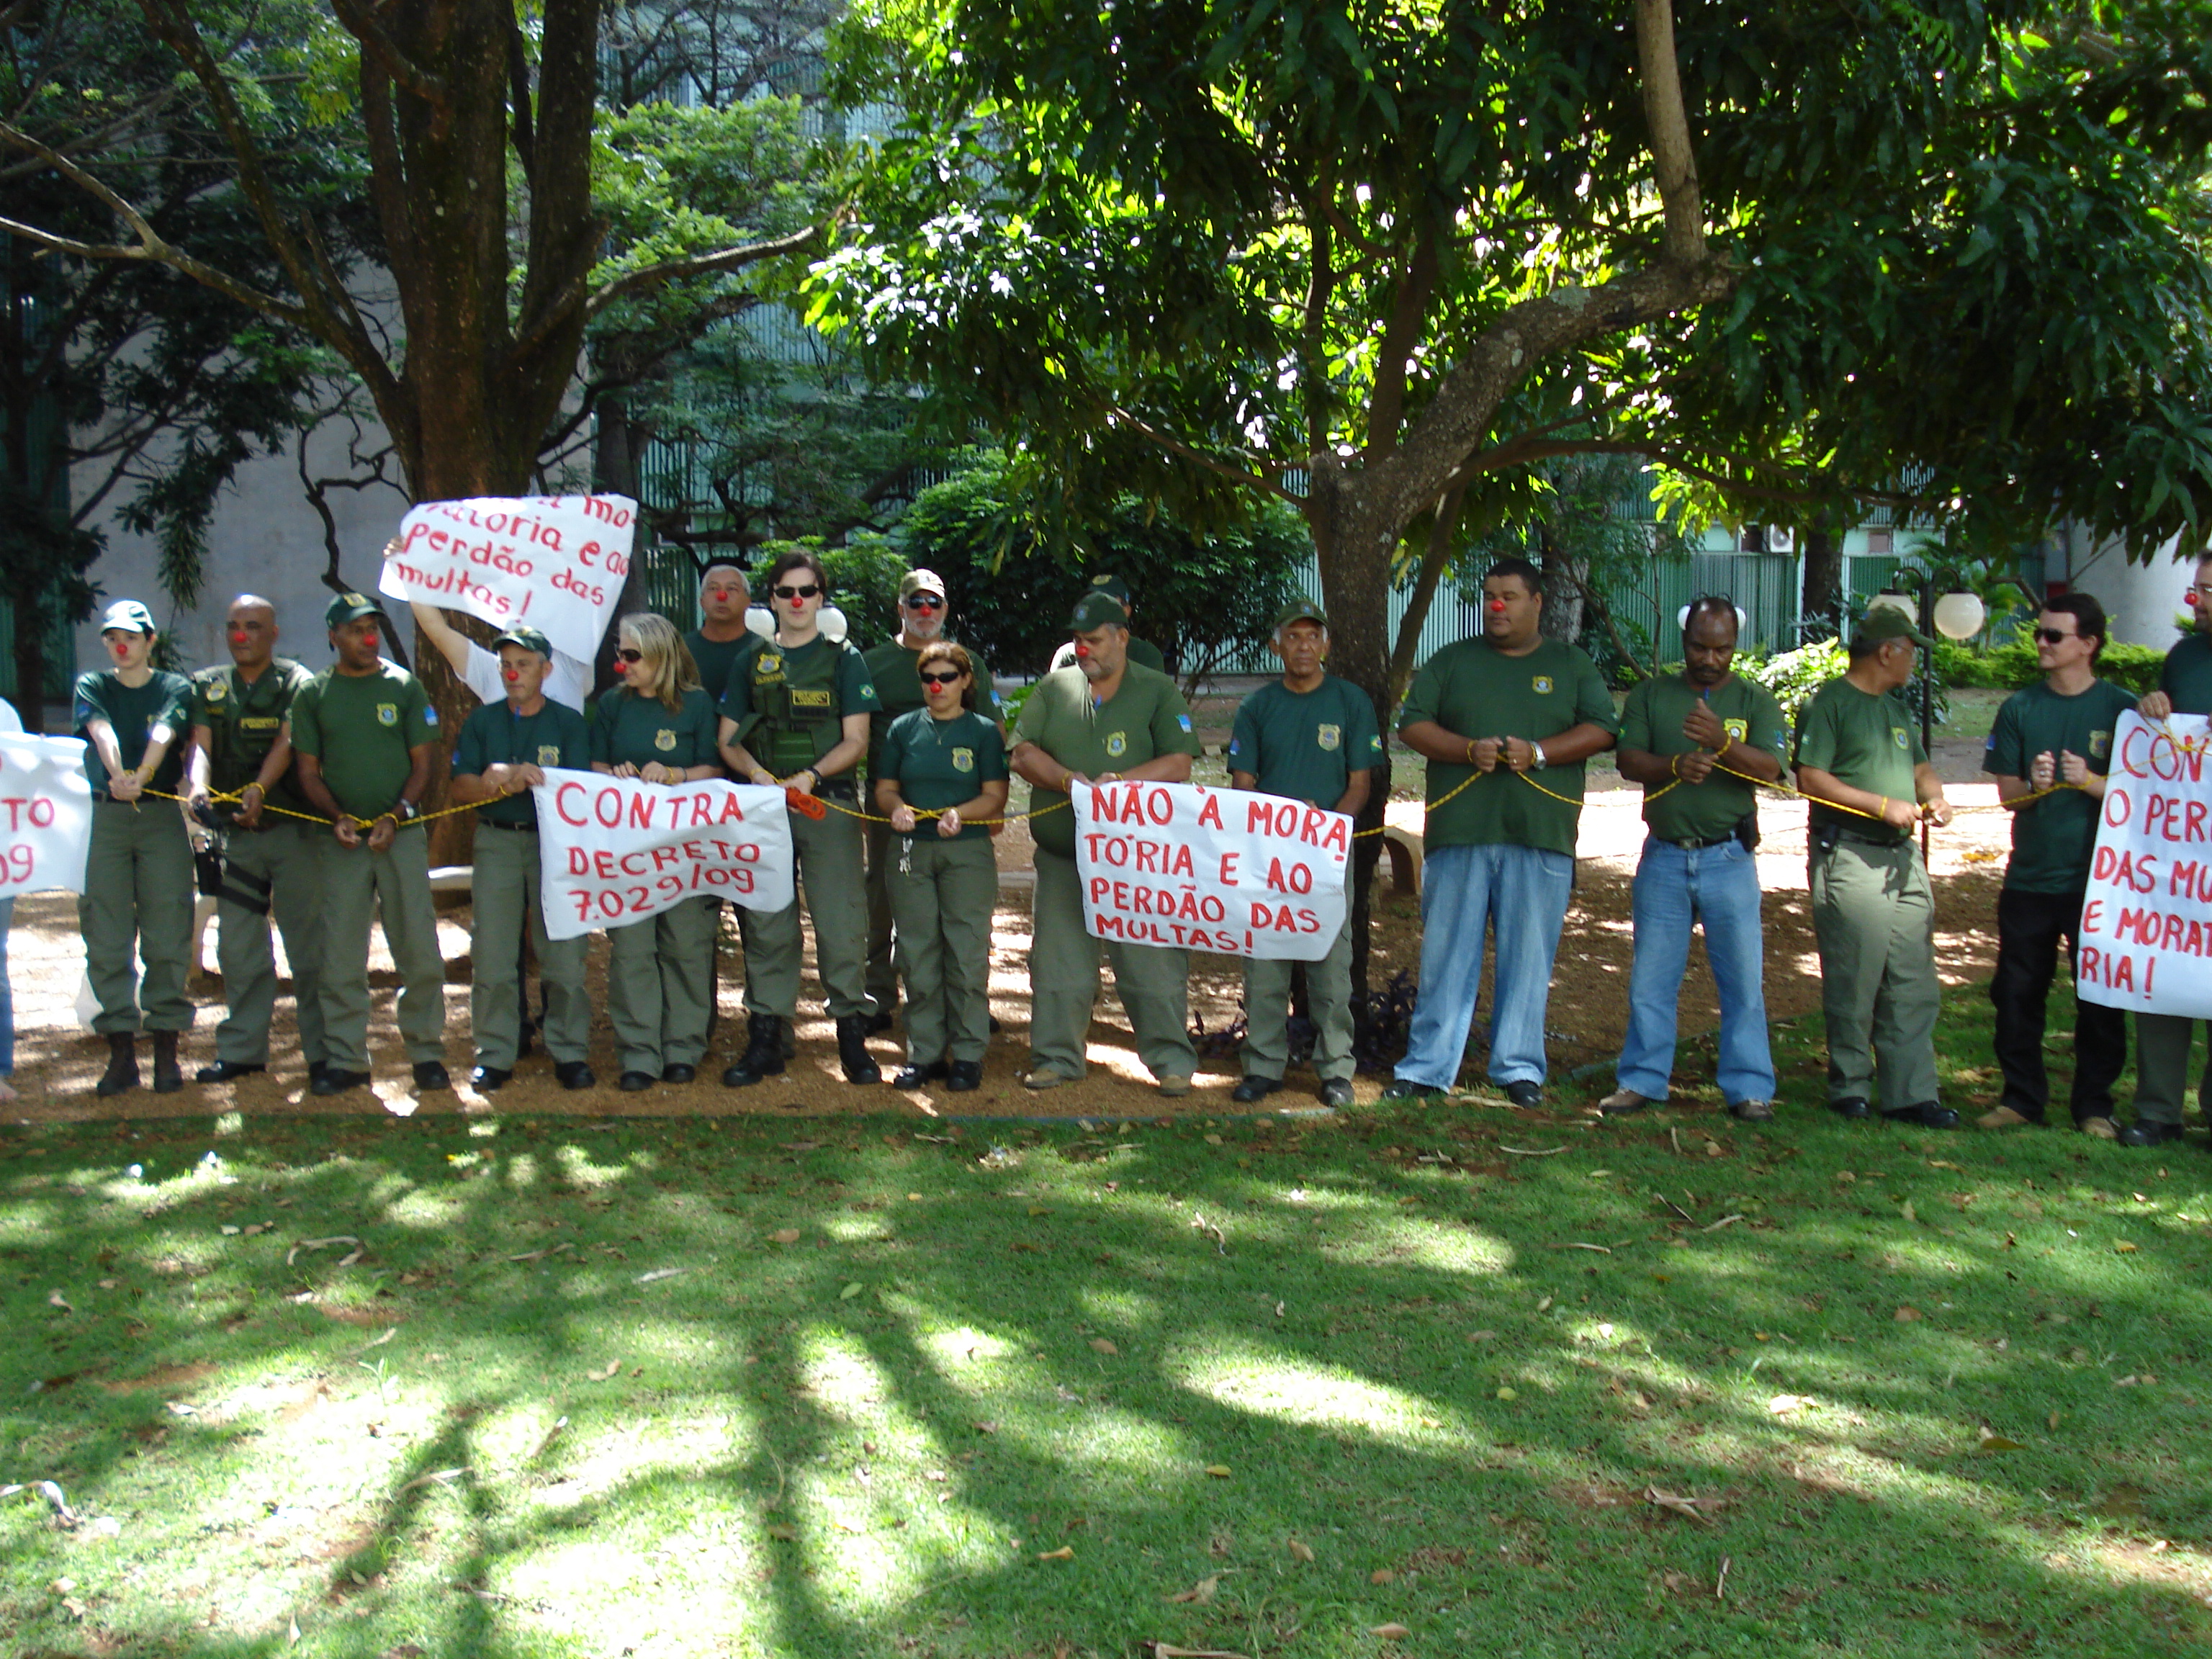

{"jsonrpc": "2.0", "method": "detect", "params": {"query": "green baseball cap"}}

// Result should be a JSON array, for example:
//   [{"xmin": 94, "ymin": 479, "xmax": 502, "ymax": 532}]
[
  {"xmin": 493, "ymin": 624, "xmax": 553, "ymax": 657},
  {"xmin": 898, "ymin": 568, "xmax": 948, "ymax": 601},
  {"xmin": 1274, "ymin": 598, "xmax": 1328, "ymax": 630},
  {"xmin": 1085, "ymin": 572, "xmax": 1131, "ymax": 606},
  {"xmin": 325, "ymin": 591, "xmax": 384, "ymax": 629},
  {"xmin": 98, "ymin": 600, "xmax": 156, "ymax": 635},
  {"xmin": 1070, "ymin": 590, "xmax": 1130, "ymax": 631},
  {"xmin": 1853, "ymin": 605, "xmax": 1934, "ymax": 649}
]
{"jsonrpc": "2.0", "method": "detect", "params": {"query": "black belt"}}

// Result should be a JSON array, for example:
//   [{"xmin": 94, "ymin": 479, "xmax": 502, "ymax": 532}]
[
  {"xmin": 1816, "ymin": 824, "xmax": 1907, "ymax": 850},
  {"xmin": 1658, "ymin": 831, "xmax": 1739, "ymax": 851},
  {"xmin": 477, "ymin": 817, "xmax": 538, "ymax": 834}
]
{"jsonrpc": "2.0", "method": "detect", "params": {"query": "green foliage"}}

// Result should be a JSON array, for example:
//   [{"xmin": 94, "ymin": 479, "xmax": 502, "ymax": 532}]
[
  {"xmin": 899, "ymin": 451, "xmax": 1309, "ymax": 679},
  {"xmin": 1938, "ymin": 637, "xmax": 2167, "ymax": 695},
  {"xmin": 1741, "ymin": 636, "xmax": 1849, "ymax": 719},
  {"xmin": 771, "ymin": 533, "xmax": 912, "ymax": 653}
]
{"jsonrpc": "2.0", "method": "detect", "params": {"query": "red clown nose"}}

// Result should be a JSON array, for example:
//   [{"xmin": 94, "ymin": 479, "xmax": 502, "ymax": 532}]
[
  {"xmin": 1074, "ymin": 642, "xmax": 1090, "ymax": 658},
  {"xmin": 503, "ymin": 668, "xmax": 520, "ymax": 683},
  {"xmin": 229, "ymin": 630, "xmax": 249, "ymax": 645},
  {"xmin": 1488, "ymin": 599, "xmax": 1507, "ymax": 613}
]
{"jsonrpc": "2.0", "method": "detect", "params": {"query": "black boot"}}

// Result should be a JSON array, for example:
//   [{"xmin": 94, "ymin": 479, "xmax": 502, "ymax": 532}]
[
  {"xmin": 721, "ymin": 1014, "xmax": 787, "ymax": 1087},
  {"xmin": 837, "ymin": 1014, "xmax": 880, "ymax": 1086},
  {"xmin": 95, "ymin": 1033, "xmax": 139, "ymax": 1098},
  {"xmin": 150, "ymin": 1031, "xmax": 184, "ymax": 1094}
]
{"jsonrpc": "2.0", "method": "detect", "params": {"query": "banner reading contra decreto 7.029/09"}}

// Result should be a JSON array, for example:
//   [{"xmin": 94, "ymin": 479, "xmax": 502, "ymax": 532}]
[{"xmin": 2077, "ymin": 709, "xmax": 2212, "ymax": 1018}]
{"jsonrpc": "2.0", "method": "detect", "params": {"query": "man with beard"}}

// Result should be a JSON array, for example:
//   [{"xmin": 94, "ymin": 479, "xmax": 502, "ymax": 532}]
[{"xmin": 1600, "ymin": 597, "xmax": 1786, "ymax": 1121}]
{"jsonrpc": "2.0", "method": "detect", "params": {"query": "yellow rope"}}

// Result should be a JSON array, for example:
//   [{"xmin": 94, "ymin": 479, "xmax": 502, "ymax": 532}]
[{"xmin": 143, "ymin": 786, "xmax": 480, "ymax": 832}]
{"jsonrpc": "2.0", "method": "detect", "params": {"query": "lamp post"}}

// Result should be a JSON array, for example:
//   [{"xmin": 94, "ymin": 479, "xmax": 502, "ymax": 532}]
[{"xmin": 1869, "ymin": 575, "xmax": 1986, "ymax": 856}]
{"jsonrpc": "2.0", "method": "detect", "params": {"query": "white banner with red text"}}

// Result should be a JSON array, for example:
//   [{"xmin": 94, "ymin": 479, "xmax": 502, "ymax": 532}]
[
  {"xmin": 2077, "ymin": 710, "xmax": 2212, "ymax": 1017},
  {"xmin": 0, "ymin": 734, "xmax": 93, "ymax": 895},
  {"xmin": 529, "ymin": 769, "xmax": 794, "ymax": 940},
  {"xmin": 1070, "ymin": 780, "xmax": 1349, "ymax": 961},
  {"xmin": 381, "ymin": 495, "xmax": 636, "ymax": 663}
]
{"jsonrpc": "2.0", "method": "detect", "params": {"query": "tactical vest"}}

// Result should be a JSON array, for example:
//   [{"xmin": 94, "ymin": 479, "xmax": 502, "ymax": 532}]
[
  {"xmin": 745, "ymin": 638, "xmax": 850, "ymax": 776},
  {"xmin": 196, "ymin": 660, "xmax": 307, "ymax": 813}
]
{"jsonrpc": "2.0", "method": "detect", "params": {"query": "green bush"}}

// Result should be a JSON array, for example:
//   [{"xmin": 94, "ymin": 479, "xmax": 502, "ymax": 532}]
[
  {"xmin": 1741, "ymin": 637, "xmax": 1848, "ymax": 718},
  {"xmin": 1934, "ymin": 636, "xmax": 2167, "ymax": 696},
  {"xmin": 2099, "ymin": 642, "xmax": 2166, "ymax": 695}
]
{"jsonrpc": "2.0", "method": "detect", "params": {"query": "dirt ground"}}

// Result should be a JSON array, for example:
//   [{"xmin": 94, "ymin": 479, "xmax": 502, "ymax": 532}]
[{"xmin": 1, "ymin": 717, "xmax": 2013, "ymax": 1126}]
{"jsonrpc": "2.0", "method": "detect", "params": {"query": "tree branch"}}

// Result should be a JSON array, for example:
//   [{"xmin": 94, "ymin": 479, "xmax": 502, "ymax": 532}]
[
  {"xmin": 1633, "ymin": 0, "xmax": 1706, "ymax": 265},
  {"xmin": 326, "ymin": 0, "xmax": 448, "ymax": 102},
  {"xmin": 580, "ymin": 223, "xmax": 826, "ymax": 322},
  {"xmin": 1107, "ymin": 405, "xmax": 1303, "ymax": 505},
  {"xmin": 1364, "ymin": 222, "xmax": 1439, "ymax": 457}
]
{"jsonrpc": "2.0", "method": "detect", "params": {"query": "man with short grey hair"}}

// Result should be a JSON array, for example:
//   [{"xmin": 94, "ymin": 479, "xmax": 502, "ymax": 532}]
[{"xmin": 685, "ymin": 562, "xmax": 753, "ymax": 700}]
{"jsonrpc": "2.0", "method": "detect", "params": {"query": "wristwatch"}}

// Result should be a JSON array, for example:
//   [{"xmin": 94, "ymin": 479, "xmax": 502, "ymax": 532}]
[
  {"xmin": 1530, "ymin": 742, "xmax": 1549, "ymax": 770},
  {"xmin": 393, "ymin": 801, "xmax": 419, "ymax": 822}
]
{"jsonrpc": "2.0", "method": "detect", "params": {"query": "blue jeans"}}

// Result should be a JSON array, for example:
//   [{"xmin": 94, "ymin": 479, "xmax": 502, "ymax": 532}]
[
  {"xmin": 1614, "ymin": 837, "xmax": 1774, "ymax": 1105},
  {"xmin": 1396, "ymin": 842, "xmax": 1573, "ymax": 1090}
]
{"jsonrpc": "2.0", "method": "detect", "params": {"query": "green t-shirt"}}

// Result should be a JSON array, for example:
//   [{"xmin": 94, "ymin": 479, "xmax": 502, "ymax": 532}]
[
  {"xmin": 289, "ymin": 662, "xmax": 437, "ymax": 821},
  {"xmin": 878, "ymin": 708, "xmax": 1011, "ymax": 840},
  {"xmin": 1397, "ymin": 637, "xmax": 1618, "ymax": 856},
  {"xmin": 1227, "ymin": 675, "xmax": 1383, "ymax": 808},
  {"xmin": 1012, "ymin": 663, "xmax": 1202, "ymax": 858},
  {"xmin": 863, "ymin": 637, "xmax": 1004, "ymax": 773},
  {"xmin": 685, "ymin": 629, "xmax": 750, "ymax": 707},
  {"xmin": 453, "ymin": 696, "xmax": 593, "ymax": 827},
  {"xmin": 2160, "ymin": 631, "xmax": 2212, "ymax": 716},
  {"xmin": 73, "ymin": 669, "xmax": 193, "ymax": 799},
  {"xmin": 189, "ymin": 658, "xmax": 314, "ymax": 815},
  {"xmin": 1791, "ymin": 677, "xmax": 1924, "ymax": 843},
  {"xmin": 718, "ymin": 634, "xmax": 882, "ymax": 776},
  {"xmin": 1982, "ymin": 677, "xmax": 2137, "ymax": 893},
  {"xmin": 1619, "ymin": 673, "xmax": 1789, "ymax": 845},
  {"xmin": 590, "ymin": 686, "xmax": 721, "ymax": 773}
]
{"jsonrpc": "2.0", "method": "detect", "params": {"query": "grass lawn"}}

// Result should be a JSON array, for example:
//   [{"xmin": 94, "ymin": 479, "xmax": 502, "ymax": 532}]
[{"xmin": 5, "ymin": 983, "xmax": 2211, "ymax": 1658}]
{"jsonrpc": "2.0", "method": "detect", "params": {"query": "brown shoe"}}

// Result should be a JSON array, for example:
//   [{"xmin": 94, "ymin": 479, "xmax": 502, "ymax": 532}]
[
  {"xmin": 1976, "ymin": 1105, "xmax": 2036, "ymax": 1130},
  {"xmin": 1598, "ymin": 1089, "xmax": 1653, "ymax": 1116},
  {"xmin": 2079, "ymin": 1115, "xmax": 2120, "ymax": 1141}
]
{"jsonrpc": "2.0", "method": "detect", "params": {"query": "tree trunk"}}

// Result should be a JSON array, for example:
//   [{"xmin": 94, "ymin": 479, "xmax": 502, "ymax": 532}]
[
  {"xmin": 1537, "ymin": 524, "xmax": 1588, "ymax": 644},
  {"xmin": 11, "ymin": 585, "xmax": 44, "ymax": 734},
  {"xmin": 1801, "ymin": 521, "xmax": 1842, "ymax": 641}
]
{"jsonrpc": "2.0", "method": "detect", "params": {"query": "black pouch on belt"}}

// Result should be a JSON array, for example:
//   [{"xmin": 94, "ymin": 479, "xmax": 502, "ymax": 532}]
[
  {"xmin": 1735, "ymin": 812, "xmax": 1761, "ymax": 853},
  {"xmin": 1809, "ymin": 821, "xmax": 1840, "ymax": 855},
  {"xmin": 196, "ymin": 844, "xmax": 272, "ymax": 914}
]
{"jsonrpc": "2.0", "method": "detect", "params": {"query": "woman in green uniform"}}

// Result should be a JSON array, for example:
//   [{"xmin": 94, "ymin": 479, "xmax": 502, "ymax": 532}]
[
  {"xmin": 75, "ymin": 600, "xmax": 197, "ymax": 1097},
  {"xmin": 717, "ymin": 549, "xmax": 884, "ymax": 1087},
  {"xmin": 874, "ymin": 642, "xmax": 1008, "ymax": 1092},
  {"xmin": 590, "ymin": 613, "xmax": 724, "ymax": 1091}
]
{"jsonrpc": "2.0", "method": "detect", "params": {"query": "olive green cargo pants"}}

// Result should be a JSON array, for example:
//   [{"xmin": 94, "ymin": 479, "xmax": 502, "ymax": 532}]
[
  {"xmin": 1809, "ymin": 835, "xmax": 1941, "ymax": 1110},
  {"xmin": 742, "ymin": 801, "xmax": 870, "ymax": 1020},
  {"xmin": 606, "ymin": 896, "xmax": 716, "ymax": 1076},
  {"xmin": 81, "ymin": 800, "xmax": 195, "ymax": 1035},
  {"xmin": 1241, "ymin": 916, "xmax": 1355, "ymax": 1084},
  {"xmin": 470, "ymin": 825, "xmax": 591, "ymax": 1070},
  {"xmin": 1028, "ymin": 848, "xmax": 1195, "ymax": 1082},
  {"xmin": 888, "ymin": 832, "xmax": 998, "ymax": 1066},
  {"xmin": 865, "ymin": 817, "xmax": 901, "ymax": 1015},
  {"xmin": 315, "ymin": 832, "xmax": 448, "ymax": 1073},
  {"xmin": 212, "ymin": 820, "xmax": 325, "ymax": 1066}
]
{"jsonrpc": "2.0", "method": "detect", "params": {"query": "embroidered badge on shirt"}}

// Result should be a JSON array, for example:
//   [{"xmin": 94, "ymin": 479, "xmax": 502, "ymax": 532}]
[
  {"xmin": 1725, "ymin": 718, "xmax": 1748, "ymax": 742},
  {"xmin": 757, "ymin": 652, "xmax": 782, "ymax": 678},
  {"xmin": 204, "ymin": 680, "xmax": 226, "ymax": 703},
  {"xmin": 2090, "ymin": 729, "xmax": 2112, "ymax": 759},
  {"xmin": 377, "ymin": 703, "xmax": 397, "ymax": 726},
  {"xmin": 1317, "ymin": 723, "xmax": 1341, "ymax": 751},
  {"xmin": 953, "ymin": 747, "xmax": 976, "ymax": 773},
  {"xmin": 538, "ymin": 745, "xmax": 562, "ymax": 766},
  {"xmin": 655, "ymin": 729, "xmax": 677, "ymax": 752},
  {"xmin": 1532, "ymin": 675, "xmax": 1554, "ymax": 693},
  {"xmin": 1892, "ymin": 727, "xmax": 1909, "ymax": 750},
  {"xmin": 1106, "ymin": 732, "xmax": 1128, "ymax": 758}
]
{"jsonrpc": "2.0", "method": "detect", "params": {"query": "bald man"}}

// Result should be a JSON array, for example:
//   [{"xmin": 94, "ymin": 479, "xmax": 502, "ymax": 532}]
[{"xmin": 184, "ymin": 595, "xmax": 327, "ymax": 1083}]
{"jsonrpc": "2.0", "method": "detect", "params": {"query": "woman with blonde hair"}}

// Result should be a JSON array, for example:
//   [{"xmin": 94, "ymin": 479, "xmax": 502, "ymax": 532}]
[
  {"xmin": 590, "ymin": 613, "xmax": 724, "ymax": 1089},
  {"xmin": 874, "ymin": 641, "xmax": 1007, "ymax": 1091}
]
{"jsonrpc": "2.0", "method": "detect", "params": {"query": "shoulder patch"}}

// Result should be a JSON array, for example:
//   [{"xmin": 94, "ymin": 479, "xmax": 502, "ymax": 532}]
[
  {"xmin": 423, "ymin": 706, "xmax": 439, "ymax": 727},
  {"xmin": 204, "ymin": 680, "xmax": 226, "ymax": 703},
  {"xmin": 1177, "ymin": 714, "xmax": 1193, "ymax": 732}
]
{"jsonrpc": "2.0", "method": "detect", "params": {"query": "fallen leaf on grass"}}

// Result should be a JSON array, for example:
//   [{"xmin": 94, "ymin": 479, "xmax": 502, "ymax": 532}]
[
  {"xmin": 1370, "ymin": 1567, "xmax": 1396, "ymax": 1583},
  {"xmin": 1370, "ymin": 1625, "xmax": 1412, "ymax": 1640},
  {"xmin": 396, "ymin": 1467, "xmax": 464, "ymax": 1494},
  {"xmin": 1143, "ymin": 1645, "xmax": 1252, "ymax": 1659},
  {"xmin": 637, "ymin": 1268, "xmax": 683, "ymax": 1283},
  {"xmin": 765, "ymin": 1524, "xmax": 799, "ymax": 1541},
  {"xmin": 768, "ymin": 1228, "xmax": 801, "ymax": 1245},
  {"xmin": 839, "ymin": 1282, "xmax": 864, "ymax": 1300},
  {"xmin": 1465, "ymin": 1329, "xmax": 1497, "ymax": 1343},
  {"xmin": 1767, "ymin": 1394, "xmax": 1814, "ymax": 1416},
  {"xmin": 1036, "ymin": 1545, "xmax": 1074, "ymax": 1561},
  {"xmin": 1205, "ymin": 1465, "xmax": 1232, "ymax": 1478},
  {"xmin": 220, "ymin": 1225, "xmax": 241, "ymax": 1236},
  {"xmin": 1900, "ymin": 1200, "xmax": 1917, "ymax": 1223},
  {"xmin": 1495, "ymin": 1386, "xmax": 1518, "ymax": 1401},
  {"xmin": 2049, "ymin": 1410, "xmax": 2062, "ymax": 1431},
  {"xmin": 1894, "ymin": 1305, "xmax": 1923, "ymax": 1323},
  {"xmin": 1090, "ymin": 1338, "xmax": 1120, "ymax": 1356},
  {"xmin": 503, "ymin": 1243, "xmax": 572, "ymax": 1264},
  {"xmin": 2115, "ymin": 1241, "xmax": 2139, "ymax": 1254},
  {"xmin": 585, "ymin": 1359, "xmax": 622, "ymax": 1381},
  {"xmin": 1646, "ymin": 1486, "xmax": 1714, "ymax": 1524},
  {"xmin": 1164, "ymin": 1573, "xmax": 1226, "ymax": 1604},
  {"xmin": 47, "ymin": 1290, "xmax": 71, "ymax": 1311},
  {"xmin": 1287, "ymin": 1536, "xmax": 1314, "ymax": 1562},
  {"xmin": 1976, "ymin": 1427, "xmax": 2023, "ymax": 1452}
]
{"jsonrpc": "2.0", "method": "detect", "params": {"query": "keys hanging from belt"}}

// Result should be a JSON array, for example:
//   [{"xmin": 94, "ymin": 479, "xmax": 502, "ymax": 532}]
[{"xmin": 899, "ymin": 834, "xmax": 914, "ymax": 876}]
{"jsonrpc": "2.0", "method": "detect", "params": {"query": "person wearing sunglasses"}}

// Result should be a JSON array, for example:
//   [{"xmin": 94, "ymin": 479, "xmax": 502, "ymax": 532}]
[
  {"xmin": 590, "ymin": 613, "xmax": 724, "ymax": 1091},
  {"xmin": 873, "ymin": 642, "xmax": 1010, "ymax": 1092},
  {"xmin": 716, "ymin": 548, "xmax": 885, "ymax": 1087},
  {"xmin": 1010, "ymin": 589, "xmax": 1204, "ymax": 1094},
  {"xmin": 2118, "ymin": 554, "xmax": 2212, "ymax": 1146},
  {"xmin": 1979, "ymin": 593, "xmax": 2134, "ymax": 1138},
  {"xmin": 860, "ymin": 568, "xmax": 1006, "ymax": 1034},
  {"xmin": 1792, "ymin": 605, "xmax": 1956, "ymax": 1127}
]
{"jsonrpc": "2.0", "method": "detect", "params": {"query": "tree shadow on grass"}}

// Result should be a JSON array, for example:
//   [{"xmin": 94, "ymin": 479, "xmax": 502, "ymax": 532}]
[{"xmin": 3, "ymin": 1092, "xmax": 2211, "ymax": 1658}]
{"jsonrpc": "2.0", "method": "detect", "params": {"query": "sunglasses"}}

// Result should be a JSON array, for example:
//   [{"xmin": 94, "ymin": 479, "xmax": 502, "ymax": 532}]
[
  {"xmin": 2033, "ymin": 627, "xmax": 2077, "ymax": 645},
  {"xmin": 904, "ymin": 594, "xmax": 944, "ymax": 611},
  {"xmin": 615, "ymin": 647, "xmax": 644, "ymax": 664},
  {"xmin": 918, "ymin": 670, "xmax": 965, "ymax": 687},
  {"xmin": 773, "ymin": 583, "xmax": 822, "ymax": 600}
]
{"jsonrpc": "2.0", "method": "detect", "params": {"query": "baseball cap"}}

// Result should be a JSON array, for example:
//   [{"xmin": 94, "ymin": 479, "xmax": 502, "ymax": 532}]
[
  {"xmin": 493, "ymin": 624, "xmax": 553, "ymax": 657},
  {"xmin": 899, "ymin": 568, "xmax": 948, "ymax": 601},
  {"xmin": 1070, "ymin": 590, "xmax": 1129, "ymax": 631},
  {"xmin": 1853, "ymin": 605, "xmax": 1934, "ymax": 649},
  {"xmin": 1085, "ymin": 572, "xmax": 1132, "ymax": 606},
  {"xmin": 1274, "ymin": 598, "xmax": 1328, "ymax": 630},
  {"xmin": 325, "ymin": 592, "xmax": 384, "ymax": 629},
  {"xmin": 98, "ymin": 600, "xmax": 156, "ymax": 635}
]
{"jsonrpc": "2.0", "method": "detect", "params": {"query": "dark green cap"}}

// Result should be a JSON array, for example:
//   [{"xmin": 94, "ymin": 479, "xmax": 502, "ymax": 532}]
[
  {"xmin": 325, "ymin": 591, "xmax": 384, "ymax": 629},
  {"xmin": 1274, "ymin": 598, "xmax": 1328, "ymax": 631},
  {"xmin": 1070, "ymin": 590, "xmax": 1130, "ymax": 631},
  {"xmin": 1086, "ymin": 572, "xmax": 1131, "ymax": 606},
  {"xmin": 493, "ymin": 624, "xmax": 553, "ymax": 657},
  {"xmin": 1853, "ymin": 605, "xmax": 1934, "ymax": 649}
]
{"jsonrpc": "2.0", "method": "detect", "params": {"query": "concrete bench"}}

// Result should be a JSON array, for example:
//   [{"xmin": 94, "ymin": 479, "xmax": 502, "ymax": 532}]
[{"xmin": 1380, "ymin": 824, "xmax": 1424, "ymax": 896}]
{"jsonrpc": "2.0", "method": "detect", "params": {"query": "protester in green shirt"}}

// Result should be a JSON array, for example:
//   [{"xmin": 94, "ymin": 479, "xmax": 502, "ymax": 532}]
[
  {"xmin": 1046, "ymin": 573, "xmax": 1168, "ymax": 675},
  {"xmin": 1011, "ymin": 590, "xmax": 1204, "ymax": 1092},
  {"xmin": 860, "ymin": 567, "xmax": 1006, "ymax": 1032},
  {"xmin": 1602, "ymin": 598, "xmax": 1786, "ymax": 1122},
  {"xmin": 1386, "ymin": 558, "xmax": 1617, "ymax": 1106},
  {"xmin": 183, "ymin": 594, "xmax": 325, "ymax": 1086},
  {"xmin": 290, "ymin": 592, "xmax": 449, "ymax": 1098},
  {"xmin": 452, "ymin": 625, "xmax": 596, "ymax": 1094},
  {"xmin": 74, "ymin": 599, "xmax": 197, "ymax": 1097},
  {"xmin": 2117, "ymin": 551, "xmax": 2212, "ymax": 1144},
  {"xmin": 684, "ymin": 562, "xmax": 754, "ymax": 703},
  {"xmin": 1977, "ymin": 594, "xmax": 2135, "ymax": 1136},
  {"xmin": 875, "ymin": 642, "xmax": 1010, "ymax": 1093},
  {"xmin": 590, "ymin": 613, "xmax": 724, "ymax": 1090},
  {"xmin": 1226, "ymin": 601, "xmax": 1379, "ymax": 1108},
  {"xmin": 1793, "ymin": 606, "xmax": 1956, "ymax": 1127}
]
